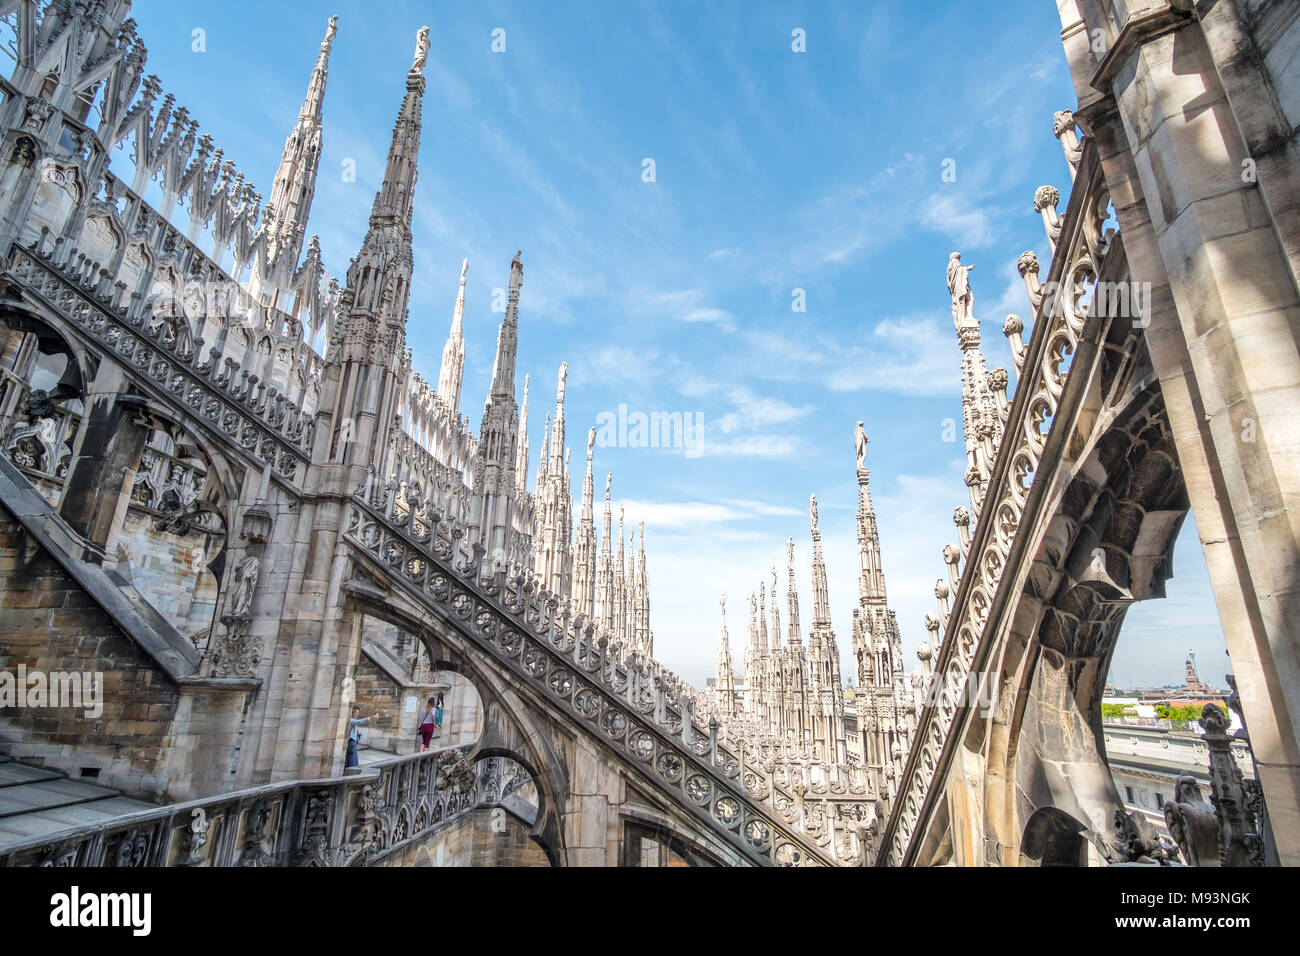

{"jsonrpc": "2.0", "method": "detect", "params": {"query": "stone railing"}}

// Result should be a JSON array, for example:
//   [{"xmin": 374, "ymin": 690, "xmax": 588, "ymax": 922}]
[
  {"xmin": 716, "ymin": 719, "xmax": 880, "ymax": 860},
  {"xmin": 0, "ymin": 745, "xmax": 528, "ymax": 867},
  {"xmin": 343, "ymin": 485, "xmax": 876, "ymax": 866},
  {"xmin": 878, "ymin": 119, "xmax": 1116, "ymax": 865},
  {"xmin": 7, "ymin": 243, "xmax": 315, "ymax": 482},
  {"xmin": 386, "ymin": 431, "xmax": 476, "ymax": 529}
]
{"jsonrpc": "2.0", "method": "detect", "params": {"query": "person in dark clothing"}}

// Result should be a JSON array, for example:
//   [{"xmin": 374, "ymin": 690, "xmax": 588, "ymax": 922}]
[{"xmin": 346, "ymin": 705, "xmax": 379, "ymax": 769}]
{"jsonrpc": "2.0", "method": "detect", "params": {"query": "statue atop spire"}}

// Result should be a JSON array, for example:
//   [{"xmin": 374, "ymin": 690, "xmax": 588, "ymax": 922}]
[
  {"xmin": 947, "ymin": 251, "xmax": 976, "ymax": 328},
  {"xmin": 510, "ymin": 250, "xmax": 523, "ymax": 291},
  {"xmin": 855, "ymin": 420, "xmax": 869, "ymax": 471},
  {"xmin": 411, "ymin": 25, "xmax": 430, "ymax": 74}
]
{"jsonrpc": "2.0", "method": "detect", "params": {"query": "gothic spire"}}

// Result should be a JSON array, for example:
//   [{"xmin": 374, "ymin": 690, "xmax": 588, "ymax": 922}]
[
  {"xmin": 769, "ymin": 566, "xmax": 781, "ymax": 653},
  {"xmin": 809, "ymin": 494, "xmax": 832, "ymax": 628},
  {"xmin": 337, "ymin": 25, "xmax": 428, "ymax": 367},
  {"xmin": 716, "ymin": 594, "xmax": 735, "ymax": 716},
  {"xmin": 252, "ymin": 15, "xmax": 338, "ymax": 304},
  {"xmin": 437, "ymin": 257, "xmax": 468, "ymax": 413},
  {"xmin": 469, "ymin": 249, "xmax": 522, "ymax": 559},
  {"xmin": 301, "ymin": 16, "xmax": 338, "ymax": 121},
  {"xmin": 595, "ymin": 472, "xmax": 614, "ymax": 629},
  {"xmin": 369, "ymin": 25, "xmax": 429, "ymax": 231},
  {"xmin": 614, "ymin": 506, "xmax": 627, "ymax": 645},
  {"xmin": 572, "ymin": 427, "xmax": 597, "ymax": 618},
  {"xmin": 550, "ymin": 362, "xmax": 567, "ymax": 473},
  {"xmin": 581, "ymin": 428, "xmax": 596, "ymax": 525},
  {"xmin": 855, "ymin": 422, "xmax": 888, "ymax": 607},
  {"xmin": 634, "ymin": 520, "xmax": 651, "ymax": 656},
  {"xmin": 487, "ymin": 252, "xmax": 523, "ymax": 403},
  {"xmin": 947, "ymin": 251, "xmax": 1007, "ymax": 514},
  {"xmin": 786, "ymin": 537, "xmax": 802, "ymax": 646},
  {"xmin": 538, "ymin": 412, "xmax": 551, "ymax": 487}
]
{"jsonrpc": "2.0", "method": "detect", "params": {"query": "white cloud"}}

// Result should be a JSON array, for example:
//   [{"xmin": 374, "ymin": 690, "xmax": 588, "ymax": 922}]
[
  {"xmin": 714, "ymin": 386, "xmax": 814, "ymax": 434},
  {"xmin": 920, "ymin": 192, "xmax": 1003, "ymax": 250},
  {"xmin": 822, "ymin": 313, "xmax": 963, "ymax": 398},
  {"xmin": 568, "ymin": 345, "xmax": 664, "ymax": 389},
  {"xmin": 617, "ymin": 496, "xmax": 806, "ymax": 531},
  {"xmin": 682, "ymin": 307, "xmax": 735, "ymax": 329},
  {"xmin": 702, "ymin": 434, "xmax": 803, "ymax": 459}
]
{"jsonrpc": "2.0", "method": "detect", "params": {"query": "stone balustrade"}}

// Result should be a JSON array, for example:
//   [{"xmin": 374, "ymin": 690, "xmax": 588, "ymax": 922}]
[{"xmin": 0, "ymin": 744, "xmax": 527, "ymax": 868}]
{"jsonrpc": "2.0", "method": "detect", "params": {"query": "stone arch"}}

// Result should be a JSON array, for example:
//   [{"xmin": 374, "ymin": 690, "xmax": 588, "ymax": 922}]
[
  {"xmin": 981, "ymin": 382, "xmax": 1190, "ymax": 865},
  {"xmin": 21, "ymin": 158, "xmax": 82, "ymax": 248},
  {"xmin": 115, "ymin": 397, "xmax": 237, "ymax": 646},
  {"xmin": 0, "ymin": 134, "xmax": 38, "ymax": 212},
  {"xmin": 0, "ymin": 305, "xmax": 89, "ymax": 486},
  {"xmin": 1020, "ymin": 806, "xmax": 1089, "ymax": 867},
  {"xmin": 619, "ymin": 806, "xmax": 727, "ymax": 867},
  {"xmin": 341, "ymin": 584, "xmax": 570, "ymax": 865},
  {"xmin": 79, "ymin": 212, "xmax": 123, "ymax": 269}
]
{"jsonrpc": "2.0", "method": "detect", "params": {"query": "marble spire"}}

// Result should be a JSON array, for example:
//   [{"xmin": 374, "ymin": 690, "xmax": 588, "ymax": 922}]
[
  {"xmin": 251, "ymin": 15, "xmax": 338, "ymax": 306},
  {"xmin": 437, "ymin": 258, "xmax": 468, "ymax": 413}
]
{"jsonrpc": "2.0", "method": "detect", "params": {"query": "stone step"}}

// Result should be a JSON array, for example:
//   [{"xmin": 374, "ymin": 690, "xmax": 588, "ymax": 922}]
[
  {"xmin": 0, "ymin": 762, "xmax": 63, "ymax": 788},
  {"xmin": 0, "ymin": 777, "xmax": 124, "ymax": 818},
  {"xmin": 0, "ymin": 759, "xmax": 158, "ymax": 854},
  {"xmin": 0, "ymin": 795, "xmax": 155, "ymax": 846}
]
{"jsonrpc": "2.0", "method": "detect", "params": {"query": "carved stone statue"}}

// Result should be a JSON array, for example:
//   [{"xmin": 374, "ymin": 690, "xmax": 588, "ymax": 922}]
[
  {"xmin": 604, "ymin": 471, "xmax": 611, "ymax": 499},
  {"xmin": 509, "ymin": 250, "xmax": 523, "ymax": 290},
  {"xmin": 230, "ymin": 555, "xmax": 259, "ymax": 618},
  {"xmin": 411, "ymin": 26, "xmax": 430, "ymax": 74},
  {"xmin": 854, "ymin": 421, "xmax": 868, "ymax": 469},
  {"xmin": 946, "ymin": 252, "xmax": 975, "ymax": 326},
  {"xmin": 557, "ymin": 361, "xmax": 567, "ymax": 404},
  {"xmin": 1109, "ymin": 807, "xmax": 1170, "ymax": 865},
  {"xmin": 1164, "ymin": 774, "xmax": 1220, "ymax": 867},
  {"xmin": 809, "ymin": 493, "xmax": 819, "ymax": 531}
]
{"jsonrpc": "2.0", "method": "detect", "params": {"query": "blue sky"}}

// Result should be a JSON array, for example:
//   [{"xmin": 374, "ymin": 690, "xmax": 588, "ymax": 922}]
[{"xmin": 121, "ymin": 0, "xmax": 1228, "ymax": 690}]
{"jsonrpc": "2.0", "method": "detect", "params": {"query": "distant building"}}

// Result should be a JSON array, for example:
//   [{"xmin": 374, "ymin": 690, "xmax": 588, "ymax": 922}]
[{"xmin": 1105, "ymin": 720, "xmax": 1254, "ymax": 844}]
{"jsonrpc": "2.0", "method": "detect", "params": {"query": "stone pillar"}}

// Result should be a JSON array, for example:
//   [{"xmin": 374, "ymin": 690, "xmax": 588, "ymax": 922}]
[
  {"xmin": 1061, "ymin": 4, "xmax": 1300, "ymax": 864},
  {"xmin": 56, "ymin": 361, "xmax": 148, "ymax": 564}
]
